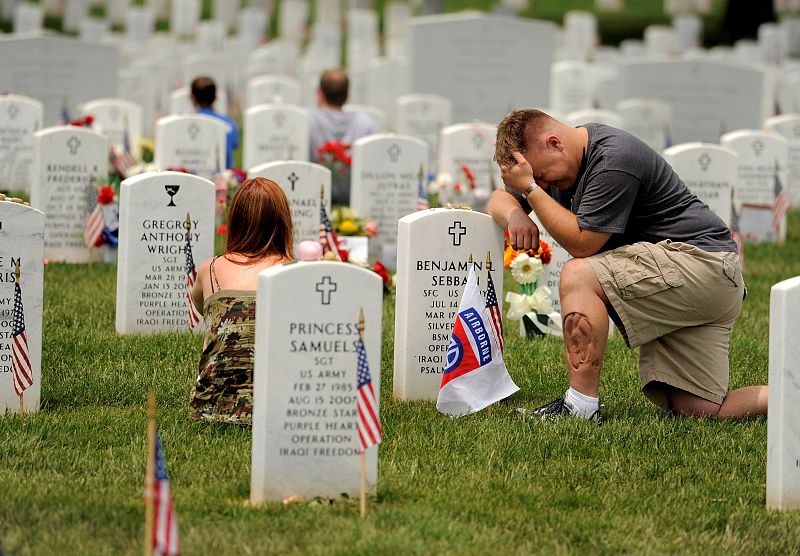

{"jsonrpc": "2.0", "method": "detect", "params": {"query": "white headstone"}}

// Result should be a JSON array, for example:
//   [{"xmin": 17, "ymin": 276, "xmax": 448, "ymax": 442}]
[
  {"xmin": 527, "ymin": 211, "xmax": 571, "ymax": 313},
  {"xmin": 767, "ymin": 275, "xmax": 800, "ymax": 510},
  {"xmin": 621, "ymin": 59, "xmax": 772, "ymax": 143},
  {"xmin": 250, "ymin": 261, "xmax": 382, "ymax": 502},
  {"xmin": 0, "ymin": 36, "xmax": 118, "ymax": 126},
  {"xmin": 347, "ymin": 9, "xmax": 379, "ymax": 72},
  {"xmin": 169, "ymin": 87, "xmax": 228, "ymax": 116},
  {"xmin": 315, "ymin": 0, "xmax": 341, "ymax": 25},
  {"xmin": 30, "ymin": 126, "xmax": 109, "ymax": 263},
  {"xmin": 78, "ymin": 17, "xmax": 110, "ymax": 42},
  {"xmin": 62, "ymin": 0, "xmax": 88, "ymax": 33},
  {"xmin": 778, "ymin": 73, "xmax": 800, "ymax": 115},
  {"xmin": 238, "ymin": 7, "xmax": 268, "ymax": 47},
  {"xmin": 385, "ymin": 1, "xmax": 411, "ymax": 38},
  {"xmin": 154, "ymin": 115, "xmax": 228, "ymax": 180},
  {"xmin": 125, "ymin": 7, "xmax": 155, "ymax": 43},
  {"xmin": 409, "ymin": 13, "xmax": 557, "ymax": 124},
  {"xmin": 243, "ymin": 104, "xmax": 310, "ymax": 169},
  {"xmin": 213, "ymin": 0, "xmax": 239, "ymax": 32},
  {"xmin": 13, "ymin": 2, "xmax": 43, "ymax": 33},
  {"xmin": 663, "ymin": 142, "xmax": 737, "ymax": 226},
  {"xmin": 246, "ymin": 75, "xmax": 302, "ymax": 107},
  {"xmin": 566, "ymin": 109, "xmax": 623, "ymax": 128},
  {"xmin": 393, "ymin": 209, "xmax": 504, "ymax": 400},
  {"xmin": 351, "ymin": 134, "xmax": 427, "ymax": 263},
  {"xmin": 182, "ymin": 54, "xmax": 228, "ymax": 91},
  {"xmin": 437, "ymin": 122, "xmax": 501, "ymax": 209},
  {"xmin": 563, "ymin": 10, "xmax": 598, "ymax": 60},
  {"xmin": 616, "ymin": 97, "xmax": 672, "ymax": 152},
  {"xmin": 764, "ymin": 114, "xmax": 800, "ymax": 205},
  {"xmin": 115, "ymin": 171, "xmax": 214, "ymax": 334},
  {"xmin": 550, "ymin": 60, "xmax": 596, "ymax": 115},
  {"xmin": 672, "ymin": 13, "xmax": 702, "ymax": 52},
  {"xmin": 342, "ymin": 104, "xmax": 386, "ymax": 133},
  {"xmin": 395, "ymin": 94, "xmax": 452, "ymax": 174},
  {"xmin": 247, "ymin": 41, "xmax": 300, "ymax": 78},
  {"xmin": 171, "ymin": 0, "xmax": 200, "ymax": 37},
  {"xmin": 721, "ymin": 130, "xmax": 790, "ymax": 243},
  {"xmin": 0, "ymin": 95, "xmax": 42, "ymax": 193},
  {"xmin": 279, "ymin": 0, "xmax": 309, "ymax": 43},
  {"xmin": 248, "ymin": 161, "xmax": 332, "ymax": 245},
  {"xmin": 79, "ymin": 98, "xmax": 142, "ymax": 159},
  {"xmin": 759, "ymin": 22, "xmax": 785, "ymax": 66},
  {"xmin": 644, "ymin": 24, "xmax": 680, "ymax": 58},
  {"xmin": 106, "ymin": 0, "xmax": 129, "ymax": 25},
  {"xmin": 0, "ymin": 201, "xmax": 43, "ymax": 415},
  {"xmin": 305, "ymin": 21, "xmax": 342, "ymax": 68},
  {"xmin": 195, "ymin": 21, "xmax": 226, "ymax": 53}
]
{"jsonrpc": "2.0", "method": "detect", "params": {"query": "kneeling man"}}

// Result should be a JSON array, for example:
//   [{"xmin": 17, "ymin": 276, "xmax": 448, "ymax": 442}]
[{"xmin": 490, "ymin": 109, "xmax": 767, "ymax": 421}]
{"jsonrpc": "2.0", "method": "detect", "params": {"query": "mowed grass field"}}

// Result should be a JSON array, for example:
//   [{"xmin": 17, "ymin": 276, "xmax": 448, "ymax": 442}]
[{"xmin": 2, "ymin": 211, "xmax": 800, "ymax": 555}]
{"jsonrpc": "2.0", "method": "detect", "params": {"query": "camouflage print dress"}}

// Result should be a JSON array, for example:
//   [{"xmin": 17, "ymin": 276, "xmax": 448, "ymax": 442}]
[{"xmin": 190, "ymin": 258, "xmax": 256, "ymax": 425}]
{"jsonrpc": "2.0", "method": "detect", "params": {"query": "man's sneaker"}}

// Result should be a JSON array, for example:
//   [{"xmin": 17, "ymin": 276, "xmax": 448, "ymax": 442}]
[{"xmin": 531, "ymin": 397, "xmax": 603, "ymax": 424}]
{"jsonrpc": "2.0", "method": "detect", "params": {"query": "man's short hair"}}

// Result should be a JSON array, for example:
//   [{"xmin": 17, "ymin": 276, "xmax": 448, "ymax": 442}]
[
  {"xmin": 191, "ymin": 76, "xmax": 217, "ymax": 108},
  {"xmin": 495, "ymin": 109, "xmax": 558, "ymax": 167},
  {"xmin": 319, "ymin": 69, "xmax": 349, "ymax": 107}
]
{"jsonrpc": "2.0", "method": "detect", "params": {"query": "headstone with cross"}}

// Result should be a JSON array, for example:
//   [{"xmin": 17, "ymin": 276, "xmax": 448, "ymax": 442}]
[
  {"xmin": 350, "ymin": 134, "xmax": 428, "ymax": 266},
  {"xmin": 0, "ymin": 200, "xmax": 44, "ymax": 415},
  {"xmin": 249, "ymin": 160, "xmax": 332, "ymax": 246},
  {"xmin": 347, "ymin": 58, "xmax": 408, "ymax": 124},
  {"xmin": 250, "ymin": 260, "xmax": 383, "ymax": 502},
  {"xmin": 722, "ymin": 130, "xmax": 789, "ymax": 243},
  {"xmin": 30, "ymin": 126, "xmax": 109, "ymax": 263},
  {"xmin": 155, "ymin": 114, "xmax": 228, "ymax": 180},
  {"xmin": 0, "ymin": 95, "xmax": 43, "ymax": 193},
  {"xmin": 342, "ymin": 103, "xmax": 386, "ymax": 133},
  {"xmin": 550, "ymin": 60, "xmax": 596, "ymax": 115},
  {"xmin": 115, "ymin": 171, "xmax": 215, "ymax": 334},
  {"xmin": 395, "ymin": 94, "xmax": 452, "ymax": 175},
  {"xmin": 169, "ymin": 86, "xmax": 229, "ymax": 117},
  {"xmin": 409, "ymin": 13, "xmax": 556, "ymax": 124},
  {"xmin": 246, "ymin": 75, "xmax": 302, "ymax": 108},
  {"xmin": 393, "ymin": 208, "xmax": 504, "ymax": 401},
  {"xmin": 617, "ymin": 98, "xmax": 672, "ymax": 152},
  {"xmin": 663, "ymin": 142, "xmax": 738, "ymax": 226},
  {"xmin": 437, "ymin": 122, "xmax": 502, "ymax": 210},
  {"xmin": 243, "ymin": 104, "xmax": 310, "ymax": 170},
  {"xmin": 79, "ymin": 98, "xmax": 143, "ymax": 159},
  {"xmin": 765, "ymin": 114, "xmax": 800, "ymax": 206},
  {"xmin": 621, "ymin": 58, "xmax": 771, "ymax": 144},
  {"xmin": 767, "ymin": 275, "xmax": 800, "ymax": 510}
]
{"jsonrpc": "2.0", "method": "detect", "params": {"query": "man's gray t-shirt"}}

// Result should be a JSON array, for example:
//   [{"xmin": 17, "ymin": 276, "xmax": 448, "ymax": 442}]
[{"xmin": 513, "ymin": 123, "xmax": 737, "ymax": 253}]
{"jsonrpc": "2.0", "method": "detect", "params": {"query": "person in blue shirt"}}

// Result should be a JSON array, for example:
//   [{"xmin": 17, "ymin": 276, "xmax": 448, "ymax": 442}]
[{"xmin": 191, "ymin": 76, "xmax": 239, "ymax": 169}]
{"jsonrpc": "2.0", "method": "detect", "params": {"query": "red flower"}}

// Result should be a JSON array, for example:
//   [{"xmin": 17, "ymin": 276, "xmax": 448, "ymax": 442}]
[
  {"xmin": 96, "ymin": 185, "xmax": 115, "ymax": 205},
  {"xmin": 217, "ymin": 224, "xmax": 228, "ymax": 235},
  {"xmin": 230, "ymin": 167, "xmax": 246, "ymax": 182},
  {"xmin": 462, "ymin": 164, "xmax": 477, "ymax": 190},
  {"xmin": 372, "ymin": 261, "xmax": 391, "ymax": 285}
]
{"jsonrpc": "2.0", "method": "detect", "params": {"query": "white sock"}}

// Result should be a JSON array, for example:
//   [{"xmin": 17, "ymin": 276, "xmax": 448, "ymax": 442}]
[{"xmin": 565, "ymin": 387, "xmax": 599, "ymax": 419}]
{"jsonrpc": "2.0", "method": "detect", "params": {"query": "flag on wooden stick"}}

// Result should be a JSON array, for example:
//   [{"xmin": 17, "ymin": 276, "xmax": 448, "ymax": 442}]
[
  {"xmin": 318, "ymin": 186, "xmax": 342, "ymax": 261},
  {"xmin": 356, "ymin": 335, "xmax": 382, "ymax": 453},
  {"xmin": 83, "ymin": 173, "xmax": 104, "ymax": 248},
  {"xmin": 145, "ymin": 393, "xmax": 180, "ymax": 556},
  {"xmin": 11, "ymin": 261, "xmax": 33, "ymax": 399},
  {"xmin": 416, "ymin": 163, "xmax": 429, "ymax": 211},
  {"xmin": 772, "ymin": 160, "xmax": 791, "ymax": 241},
  {"xmin": 184, "ymin": 213, "xmax": 202, "ymax": 331}
]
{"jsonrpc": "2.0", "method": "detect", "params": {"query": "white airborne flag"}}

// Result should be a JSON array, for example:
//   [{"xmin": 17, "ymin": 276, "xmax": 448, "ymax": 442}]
[{"xmin": 436, "ymin": 266, "xmax": 519, "ymax": 416}]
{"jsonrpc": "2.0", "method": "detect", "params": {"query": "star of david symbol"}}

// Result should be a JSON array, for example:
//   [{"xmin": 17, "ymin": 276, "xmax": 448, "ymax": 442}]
[
  {"xmin": 273, "ymin": 112, "xmax": 287, "ymax": 128},
  {"xmin": 7, "ymin": 104, "xmax": 19, "ymax": 120},
  {"xmin": 315, "ymin": 276, "xmax": 337, "ymax": 305},
  {"xmin": 109, "ymin": 106, "xmax": 121, "ymax": 121},
  {"xmin": 751, "ymin": 139, "xmax": 764, "ymax": 156},
  {"xmin": 793, "ymin": 123, "xmax": 800, "ymax": 139},
  {"xmin": 66, "ymin": 136, "xmax": 81, "ymax": 155},
  {"xmin": 187, "ymin": 123, "xmax": 200, "ymax": 140},
  {"xmin": 698, "ymin": 153, "xmax": 711, "ymax": 172},
  {"xmin": 287, "ymin": 171, "xmax": 299, "ymax": 191},
  {"xmin": 448, "ymin": 221, "xmax": 467, "ymax": 246},
  {"xmin": 472, "ymin": 133, "xmax": 484, "ymax": 150},
  {"xmin": 387, "ymin": 144, "xmax": 401, "ymax": 162}
]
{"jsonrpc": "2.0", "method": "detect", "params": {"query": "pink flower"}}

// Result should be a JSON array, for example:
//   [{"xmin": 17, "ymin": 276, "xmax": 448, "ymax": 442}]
[{"xmin": 364, "ymin": 221, "xmax": 378, "ymax": 237}]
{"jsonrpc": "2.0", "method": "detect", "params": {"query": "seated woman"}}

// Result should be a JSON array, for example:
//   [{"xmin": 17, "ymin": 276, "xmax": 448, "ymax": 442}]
[{"xmin": 190, "ymin": 177, "xmax": 294, "ymax": 424}]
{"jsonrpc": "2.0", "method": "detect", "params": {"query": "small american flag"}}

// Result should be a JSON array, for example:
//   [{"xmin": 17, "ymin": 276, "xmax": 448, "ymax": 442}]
[
  {"xmin": 57, "ymin": 100, "xmax": 70, "ymax": 126},
  {"xmin": 416, "ymin": 164, "xmax": 429, "ymax": 211},
  {"xmin": 185, "ymin": 227, "xmax": 202, "ymax": 331},
  {"xmin": 152, "ymin": 431, "xmax": 180, "ymax": 556},
  {"xmin": 12, "ymin": 279, "xmax": 34, "ymax": 397},
  {"xmin": 772, "ymin": 160, "xmax": 791, "ymax": 240},
  {"xmin": 356, "ymin": 336, "xmax": 382, "ymax": 452},
  {"xmin": 319, "ymin": 201, "xmax": 343, "ymax": 261},
  {"xmin": 110, "ymin": 119, "xmax": 137, "ymax": 178},
  {"xmin": 485, "ymin": 268, "xmax": 504, "ymax": 353},
  {"xmin": 730, "ymin": 192, "xmax": 744, "ymax": 270},
  {"xmin": 83, "ymin": 175, "xmax": 104, "ymax": 248}
]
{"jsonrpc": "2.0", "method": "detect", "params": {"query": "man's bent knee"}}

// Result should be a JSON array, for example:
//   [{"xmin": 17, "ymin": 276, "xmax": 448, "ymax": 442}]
[
  {"xmin": 669, "ymin": 389, "xmax": 721, "ymax": 417},
  {"xmin": 560, "ymin": 258, "xmax": 606, "ymax": 302}
]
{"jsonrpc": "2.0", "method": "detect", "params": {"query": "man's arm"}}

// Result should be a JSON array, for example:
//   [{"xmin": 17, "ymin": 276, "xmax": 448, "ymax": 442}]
[
  {"xmin": 487, "ymin": 189, "xmax": 540, "ymax": 251},
  {"xmin": 501, "ymin": 153, "xmax": 610, "ymax": 258}
]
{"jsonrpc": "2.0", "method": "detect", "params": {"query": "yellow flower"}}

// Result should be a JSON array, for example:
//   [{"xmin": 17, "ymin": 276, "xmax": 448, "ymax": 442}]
[{"xmin": 339, "ymin": 219, "xmax": 359, "ymax": 235}]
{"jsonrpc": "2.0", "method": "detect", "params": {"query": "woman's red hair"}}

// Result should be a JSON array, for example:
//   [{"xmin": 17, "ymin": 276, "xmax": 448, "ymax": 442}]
[{"xmin": 223, "ymin": 177, "xmax": 294, "ymax": 262}]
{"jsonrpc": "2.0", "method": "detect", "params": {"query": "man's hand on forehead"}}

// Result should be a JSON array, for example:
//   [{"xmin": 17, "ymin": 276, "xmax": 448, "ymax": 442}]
[{"xmin": 499, "ymin": 152, "xmax": 535, "ymax": 195}]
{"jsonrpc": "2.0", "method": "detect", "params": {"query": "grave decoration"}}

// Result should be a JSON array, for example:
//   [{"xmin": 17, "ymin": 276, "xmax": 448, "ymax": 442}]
[
  {"xmin": 83, "ymin": 173, "xmax": 120, "ymax": 255},
  {"xmin": 212, "ymin": 167, "xmax": 246, "ymax": 236},
  {"xmin": 67, "ymin": 113, "xmax": 139, "ymax": 180},
  {"xmin": 315, "ymin": 139, "xmax": 352, "ymax": 203},
  {"xmin": 503, "ymin": 236, "xmax": 562, "ymax": 338}
]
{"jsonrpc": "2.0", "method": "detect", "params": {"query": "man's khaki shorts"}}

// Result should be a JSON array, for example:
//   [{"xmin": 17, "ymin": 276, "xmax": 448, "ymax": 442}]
[{"xmin": 586, "ymin": 240, "xmax": 744, "ymax": 410}]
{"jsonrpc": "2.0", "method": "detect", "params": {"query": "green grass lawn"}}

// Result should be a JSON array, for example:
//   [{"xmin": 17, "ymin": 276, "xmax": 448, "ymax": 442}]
[{"xmin": 2, "ymin": 213, "xmax": 800, "ymax": 554}]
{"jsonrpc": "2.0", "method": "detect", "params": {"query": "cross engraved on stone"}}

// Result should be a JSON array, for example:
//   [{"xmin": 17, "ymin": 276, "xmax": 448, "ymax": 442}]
[
  {"xmin": 273, "ymin": 112, "xmax": 287, "ymax": 128},
  {"xmin": 287, "ymin": 172, "xmax": 299, "ymax": 191},
  {"xmin": 698, "ymin": 153, "xmax": 711, "ymax": 172},
  {"xmin": 165, "ymin": 185, "xmax": 180, "ymax": 207},
  {"xmin": 315, "ymin": 276, "xmax": 337, "ymax": 305},
  {"xmin": 7, "ymin": 104, "xmax": 19, "ymax": 120},
  {"xmin": 449, "ymin": 221, "xmax": 467, "ymax": 246},
  {"xmin": 387, "ymin": 144, "xmax": 401, "ymax": 162},
  {"xmin": 67, "ymin": 136, "xmax": 81, "ymax": 155},
  {"xmin": 187, "ymin": 123, "xmax": 200, "ymax": 140},
  {"xmin": 752, "ymin": 139, "xmax": 764, "ymax": 156},
  {"xmin": 472, "ymin": 133, "xmax": 484, "ymax": 150}
]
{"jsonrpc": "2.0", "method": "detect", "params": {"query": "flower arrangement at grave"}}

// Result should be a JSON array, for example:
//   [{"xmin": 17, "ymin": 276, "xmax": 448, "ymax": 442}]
[
  {"xmin": 315, "ymin": 140, "xmax": 352, "ymax": 175},
  {"xmin": 214, "ymin": 167, "xmax": 247, "ymax": 236},
  {"xmin": 433, "ymin": 164, "xmax": 491, "ymax": 209},
  {"xmin": 329, "ymin": 206, "xmax": 378, "ymax": 238},
  {"xmin": 503, "ymin": 235, "xmax": 562, "ymax": 338},
  {"xmin": 93, "ymin": 179, "xmax": 121, "ymax": 249}
]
